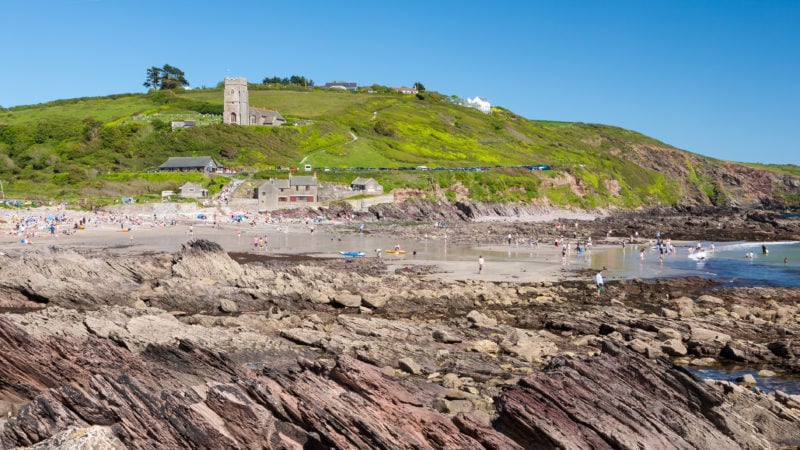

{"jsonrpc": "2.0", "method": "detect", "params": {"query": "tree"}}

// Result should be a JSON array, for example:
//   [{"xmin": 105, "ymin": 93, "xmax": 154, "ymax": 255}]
[
  {"xmin": 143, "ymin": 66, "xmax": 162, "ymax": 90},
  {"xmin": 159, "ymin": 64, "xmax": 189, "ymax": 90},
  {"xmin": 143, "ymin": 64, "xmax": 189, "ymax": 90},
  {"xmin": 414, "ymin": 81, "xmax": 426, "ymax": 92}
]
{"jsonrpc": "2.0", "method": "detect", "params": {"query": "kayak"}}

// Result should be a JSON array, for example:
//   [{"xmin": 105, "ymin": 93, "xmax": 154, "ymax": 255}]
[
  {"xmin": 384, "ymin": 249, "xmax": 407, "ymax": 254},
  {"xmin": 339, "ymin": 251, "xmax": 365, "ymax": 257}
]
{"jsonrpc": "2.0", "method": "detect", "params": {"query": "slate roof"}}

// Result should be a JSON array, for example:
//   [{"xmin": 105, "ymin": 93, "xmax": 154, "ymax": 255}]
[
  {"xmin": 159, "ymin": 156, "xmax": 218, "ymax": 170},
  {"xmin": 290, "ymin": 176, "xmax": 317, "ymax": 186}
]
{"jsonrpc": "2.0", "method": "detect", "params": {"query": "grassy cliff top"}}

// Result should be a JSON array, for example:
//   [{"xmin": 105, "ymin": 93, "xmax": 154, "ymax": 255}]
[{"xmin": 0, "ymin": 86, "xmax": 797, "ymax": 208}]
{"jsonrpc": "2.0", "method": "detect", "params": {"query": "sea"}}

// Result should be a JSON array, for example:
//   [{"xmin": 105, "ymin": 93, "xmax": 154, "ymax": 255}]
[{"xmin": 589, "ymin": 240, "xmax": 800, "ymax": 288}]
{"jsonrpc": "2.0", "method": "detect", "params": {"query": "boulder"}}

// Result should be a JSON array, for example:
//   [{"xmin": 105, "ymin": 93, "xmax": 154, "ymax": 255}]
[
  {"xmin": 661, "ymin": 339, "xmax": 688, "ymax": 357},
  {"xmin": 696, "ymin": 295, "xmax": 724, "ymax": 306},
  {"xmin": 657, "ymin": 327, "xmax": 682, "ymax": 341},
  {"xmin": 398, "ymin": 357, "xmax": 423, "ymax": 375},
  {"xmin": 331, "ymin": 293, "xmax": 362, "ymax": 308},
  {"xmin": 466, "ymin": 310, "xmax": 497, "ymax": 328},
  {"xmin": 661, "ymin": 308, "xmax": 679, "ymax": 319},
  {"xmin": 468, "ymin": 339, "xmax": 499, "ymax": 354},
  {"xmin": 219, "ymin": 298, "xmax": 238, "ymax": 313},
  {"xmin": 736, "ymin": 373, "xmax": 757, "ymax": 387}
]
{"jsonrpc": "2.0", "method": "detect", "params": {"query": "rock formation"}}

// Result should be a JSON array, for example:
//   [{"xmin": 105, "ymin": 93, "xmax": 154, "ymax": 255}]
[{"xmin": 0, "ymin": 240, "xmax": 798, "ymax": 448}]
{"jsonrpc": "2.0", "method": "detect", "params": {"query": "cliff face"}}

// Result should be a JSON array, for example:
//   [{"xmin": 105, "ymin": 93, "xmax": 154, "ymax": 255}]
[{"xmin": 621, "ymin": 144, "xmax": 800, "ymax": 208}]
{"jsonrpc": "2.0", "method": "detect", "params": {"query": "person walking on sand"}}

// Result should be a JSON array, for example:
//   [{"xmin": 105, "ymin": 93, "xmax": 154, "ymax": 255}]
[
  {"xmin": 478, "ymin": 255, "xmax": 485, "ymax": 274},
  {"xmin": 595, "ymin": 269, "xmax": 605, "ymax": 296}
]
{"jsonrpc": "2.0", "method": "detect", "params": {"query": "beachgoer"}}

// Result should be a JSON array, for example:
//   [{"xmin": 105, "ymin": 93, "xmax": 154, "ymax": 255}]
[
  {"xmin": 762, "ymin": 244, "xmax": 768, "ymax": 255},
  {"xmin": 478, "ymin": 256, "xmax": 485, "ymax": 274},
  {"xmin": 785, "ymin": 257, "xmax": 789, "ymax": 265},
  {"xmin": 595, "ymin": 270, "xmax": 604, "ymax": 296},
  {"xmin": 507, "ymin": 234, "xmax": 512, "ymax": 245},
  {"xmin": 640, "ymin": 249, "xmax": 645, "ymax": 261},
  {"xmin": 394, "ymin": 244, "xmax": 401, "ymax": 251}
]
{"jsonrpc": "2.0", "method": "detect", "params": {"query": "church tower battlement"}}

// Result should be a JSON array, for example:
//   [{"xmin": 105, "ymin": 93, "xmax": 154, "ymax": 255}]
[{"xmin": 223, "ymin": 77, "xmax": 249, "ymax": 125}]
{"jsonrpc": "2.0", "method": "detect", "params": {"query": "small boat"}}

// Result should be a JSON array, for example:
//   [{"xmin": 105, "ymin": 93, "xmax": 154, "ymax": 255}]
[
  {"xmin": 384, "ymin": 249, "xmax": 407, "ymax": 254},
  {"xmin": 339, "ymin": 251, "xmax": 365, "ymax": 257}
]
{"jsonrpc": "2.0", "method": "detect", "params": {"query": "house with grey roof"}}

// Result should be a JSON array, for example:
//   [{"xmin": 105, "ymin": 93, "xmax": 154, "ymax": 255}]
[
  {"xmin": 249, "ymin": 108, "xmax": 286, "ymax": 126},
  {"xmin": 256, "ymin": 173, "xmax": 318, "ymax": 210},
  {"xmin": 350, "ymin": 177, "xmax": 383, "ymax": 194},
  {"xmin": 158, "ymin": 156, "xmax": 222, "ymax": 174}
]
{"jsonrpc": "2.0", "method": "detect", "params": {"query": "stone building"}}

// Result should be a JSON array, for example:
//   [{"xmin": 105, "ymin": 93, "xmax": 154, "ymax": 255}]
[
  {"xmin": 350, "ymin": 177, "xmax": 383, "ymax": 194},
  {"xmin": 256, "ymin": 174, "xmax": 318, "ymax": 210},
  {"xmin": 179, "ymin": 182, "xmax": 207, "ymax": 199},
  {"xmin": 223, "ymin": 77, "xmax": 285, "ymax": 126},
  {"xmin": 158, "ymin": 156, "xmax": 221, "ymax": 173}
]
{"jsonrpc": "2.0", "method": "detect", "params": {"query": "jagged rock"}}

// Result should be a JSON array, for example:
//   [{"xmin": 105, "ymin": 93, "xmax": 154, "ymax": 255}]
[
  {"xmin": 496, "ymin": 345, "xmax": 800, "ymax": 449},
  {"xmin": 689, "ymin": 357, "xmax": 718, "ymax": 366},
  {"xmin": 736, "ymin": 373, "xmax": 757, "ymax": 387},
  {"xmin": 25, "ymin": 426, "xmax": 126, "ymax": 450},
  {"xmin": 467, "ymin": 339, "xmax": 499, "ymax": 354},
  {"xmin": 697, "ymin": 294, "xmax": 724, "ymax": 305},
  {"xmin": 661, "ymin": 339, "xmax": 688, "ymax": 356},
  {"xmin": 466, "ymin": 310, "xmax": 497, "ymax": 328},
  {"xmin": 441, "ymin": 373, "xmax": 462, "ymax": 389},
  {"xmin": 219, "ymin": 298, "xmax": 238, "ymax": 313},
  {"xmin": 398, "ymin": 357, "xmax": 423, "ymax": 375},
  {"xmin": 661, "ymin": 308, "xmax": 679, "ymax": 318},
  {"xmin": 331, "ymin": 293, "xmax": 362, "ymax": 308},
  {"xmin": 657, "ymin": 327, "xmax": 682, "ymax": 341},
  {"xmin": 433, "ymin": 329, "xmax": 462, "ymax": 343}
]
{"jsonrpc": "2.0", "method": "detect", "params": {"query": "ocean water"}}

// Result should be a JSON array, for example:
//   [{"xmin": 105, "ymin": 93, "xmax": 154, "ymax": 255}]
[
  {"xmin": 684, "ymin": 366, "xmax": 800, "ymax": 395},
  {"xmin": 590, "ymin": 241, "xmax": 800, "ymax": 288}
]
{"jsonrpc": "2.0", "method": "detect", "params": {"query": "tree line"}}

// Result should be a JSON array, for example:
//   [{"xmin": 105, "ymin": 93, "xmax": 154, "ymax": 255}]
[
  {"xmin": 143, "ymin": 65, "xmax": 190, "ymax": 90},
  {"xmin": 261, "ymin": 75, "xmax": 314, "ymax": 87}
]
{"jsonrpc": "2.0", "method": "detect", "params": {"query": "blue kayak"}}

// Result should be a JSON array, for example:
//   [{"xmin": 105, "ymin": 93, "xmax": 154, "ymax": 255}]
[{"xmin": 339, "ymin": 251, "xmax": 365, "ymax": 257}]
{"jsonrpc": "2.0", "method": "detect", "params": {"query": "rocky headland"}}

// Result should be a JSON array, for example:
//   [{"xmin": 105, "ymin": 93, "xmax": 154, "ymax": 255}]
[{"xmin": 0, "ymin": 236, "xmax": 798, "ymax": 449}]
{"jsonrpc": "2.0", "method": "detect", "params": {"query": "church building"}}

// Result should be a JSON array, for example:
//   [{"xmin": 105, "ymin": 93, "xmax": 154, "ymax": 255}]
[{"xmin": 223, "ymin": 77, "xmax": 285, "ymax": 126}]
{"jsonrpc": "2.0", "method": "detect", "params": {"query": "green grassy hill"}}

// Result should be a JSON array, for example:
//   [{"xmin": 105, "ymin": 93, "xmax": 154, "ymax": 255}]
[{"xmin": 0, "ymin": 86, "xmax": 797, "ymax": 208}]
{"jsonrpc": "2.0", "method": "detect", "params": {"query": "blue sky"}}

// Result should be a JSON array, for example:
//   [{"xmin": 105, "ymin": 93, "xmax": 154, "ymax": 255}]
[{"xmin": 1, "ymin": 0, "xmax": 798, "ymax": 164}]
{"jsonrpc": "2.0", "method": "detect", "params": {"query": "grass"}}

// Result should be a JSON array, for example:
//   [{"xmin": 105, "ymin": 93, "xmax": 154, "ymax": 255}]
[{"xmin": 0, "ymin": 85, "xmax": 796, "ymax": 208}]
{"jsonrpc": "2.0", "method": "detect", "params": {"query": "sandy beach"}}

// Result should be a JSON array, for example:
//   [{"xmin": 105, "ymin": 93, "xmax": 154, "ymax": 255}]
[{"xmin": 0, "ymin": 205, "xmax": 602, "ymax": 284}]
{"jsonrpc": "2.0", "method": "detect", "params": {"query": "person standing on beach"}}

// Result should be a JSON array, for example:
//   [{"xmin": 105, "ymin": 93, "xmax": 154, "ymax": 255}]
[
  {"xmin": 595, "ymin": 270, "xmax": 605, "ymax": 296},
  {"xmin": 478, "ymin": 256, "xmax": 485, "ymax": 274},
  {"xmin": 507, "ymin": 234, "xmax": 513, "ymax": 245}
]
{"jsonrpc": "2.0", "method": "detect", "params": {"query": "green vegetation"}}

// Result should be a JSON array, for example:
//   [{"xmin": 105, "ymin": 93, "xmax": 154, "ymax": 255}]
[{"xmin": 0, "ymin": 84, "xmax": 796, "ymax": 208}]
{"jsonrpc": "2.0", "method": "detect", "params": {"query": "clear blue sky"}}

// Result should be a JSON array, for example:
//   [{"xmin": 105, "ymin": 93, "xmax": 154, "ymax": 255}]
[{"xmin": 1, "ymin": 0, "xmax": 798, "ymax": 164}]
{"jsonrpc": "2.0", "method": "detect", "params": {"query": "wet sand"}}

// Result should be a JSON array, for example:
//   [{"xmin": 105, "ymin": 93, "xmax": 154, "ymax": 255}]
[{"xmin": 0, "ymin": 208, "xmax": 600, "ymax": 283}]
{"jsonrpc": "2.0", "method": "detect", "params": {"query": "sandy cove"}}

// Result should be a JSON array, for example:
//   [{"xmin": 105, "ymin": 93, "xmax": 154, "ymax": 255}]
[{"xmin": 0, "ymin": 206, "xmax": 798, "ymax": 448}]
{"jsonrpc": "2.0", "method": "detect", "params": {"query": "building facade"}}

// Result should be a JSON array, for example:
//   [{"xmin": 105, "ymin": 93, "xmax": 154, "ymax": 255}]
[
  {"xmin": 350, "ymin": 177, "xmax": 383, "ymax": 193},
  {"xmin": 158, "ymin": 156, "xmax": 221, "ymax": 173},
  {"xmin": 224, "ymin": 77, "xmax": 285, "ymax": 126},
  {"xmin": 256, "ymin": 174, "xmax": 318, "ymax": 210},
  {"xmin": 223, "ymin": 77, "xmax": 250, "ymax": 125}
]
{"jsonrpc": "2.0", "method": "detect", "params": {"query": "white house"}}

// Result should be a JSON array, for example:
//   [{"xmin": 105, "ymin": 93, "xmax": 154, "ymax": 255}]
[{"xmin": 466, "ymin": 96, "xmax": 491, "ymax": 114}]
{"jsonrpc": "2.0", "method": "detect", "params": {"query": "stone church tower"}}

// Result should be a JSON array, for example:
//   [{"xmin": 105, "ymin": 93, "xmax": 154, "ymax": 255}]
[{"xmin": 223, "ymin": 77, "xmax": 249, "ymax": 125}]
